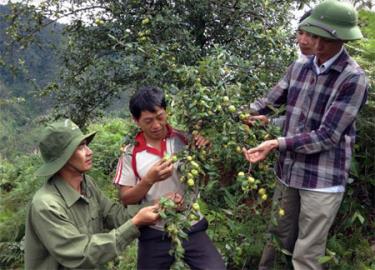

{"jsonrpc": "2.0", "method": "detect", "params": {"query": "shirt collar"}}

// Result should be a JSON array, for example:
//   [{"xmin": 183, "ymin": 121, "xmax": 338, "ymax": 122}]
[
  {"xmin": 133, "ymin": 125, "xmax": 186, "ymax": 157},
  {"xmin": 313, "ymin": 46, "xmax": 344, "ymax": 75},
  {"xmin": 51, "ymin": 175, "xmax": 90, "ymax": 208}
]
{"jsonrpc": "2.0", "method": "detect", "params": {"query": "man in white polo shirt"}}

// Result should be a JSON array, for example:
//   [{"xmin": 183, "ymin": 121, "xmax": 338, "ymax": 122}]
[{"xmin": 113, "ymin": 86, "xmax": 225, "ymax": 269}]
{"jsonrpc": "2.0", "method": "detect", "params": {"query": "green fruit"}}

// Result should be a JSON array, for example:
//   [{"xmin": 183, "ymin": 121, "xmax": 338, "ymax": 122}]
[
  {"xmin": 258, "ymin": 188, "xmax": 266, "ymax": 196},
  {"xmin": 238, "ymin": 171, "xmax": 245, "ymax": 177},
  {"xmin": 189, "ymin": 213, "xmax": 199, "ymax": 221},
  {"xmin": 191, "ymin": 169, "xmax": 199, "ymax": 176},
  {"xmin": 95, "ymin": 18, "xmax": 104, "ymax": 26},
  {"xmin": 163, "ymin": 153, "xmax": 171, "ymax": 161},
  {"xmin": 223, "ymin": 96, "xmax": 230, "ymax": 102},
  {"xmin": 187, "ymin": 178, "xmax": 195, "ymax": 186},
  {"xmin": 192, "ymin": 203, "xmax": 200, "ymax": 211},
  {"xmin": 141, "ymin": 17, "xmax": 150, "ymax": 25},
  {"xmin": 187, "ymin": 155, "xmax": 193, "ymax": 161},
  {"xmin": 228, "ymin": 105, "xmax": 236, "ymax": 113},
  {"xmin": 190, "ymin": 161, "xmax": 200, "ymax": 169},
  {"xmin": 247, "ymin": 176, "xmax": 255, "ymax": 184},
  {"xmin": 261, "ymin": 194, "xmax": 268, "ymax": 201}
]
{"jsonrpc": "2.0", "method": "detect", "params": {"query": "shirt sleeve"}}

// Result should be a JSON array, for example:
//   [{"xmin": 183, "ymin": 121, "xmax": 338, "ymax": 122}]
[
  {"xmin": 29, "ymin": 199, "xmax": 140, "ymax": 269},
  {"xmin": 113, "ymin": 150, "xmax": 137, "ymax": 186},
  {"xmin": 278, "ymin": 73, "xmax": 368, "ymax": 154},
  {"xmin": 250, "ymin": 63, "xmax": 292, "ymax": 115}
]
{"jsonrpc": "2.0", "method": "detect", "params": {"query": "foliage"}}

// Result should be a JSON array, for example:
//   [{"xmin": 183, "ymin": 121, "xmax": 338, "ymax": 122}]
[{"xmin": 3, "ymin": 0, "xmax": 302, "ymax": 127}]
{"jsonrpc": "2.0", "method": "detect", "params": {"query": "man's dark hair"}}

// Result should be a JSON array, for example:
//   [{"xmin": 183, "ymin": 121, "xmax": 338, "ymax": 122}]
[
  {"xmin": 299, "ymin": 9, "xmax": 312, "ymax": 23},
  {"xmin": 129, "ymin": 86, "xmax": 167, "ymax": 120}
]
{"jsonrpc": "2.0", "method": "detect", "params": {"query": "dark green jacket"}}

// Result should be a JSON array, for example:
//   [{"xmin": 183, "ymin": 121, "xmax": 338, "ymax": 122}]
[{"xmin": 25, "ymin": 175, "xmax": 141, "ymax": 269}]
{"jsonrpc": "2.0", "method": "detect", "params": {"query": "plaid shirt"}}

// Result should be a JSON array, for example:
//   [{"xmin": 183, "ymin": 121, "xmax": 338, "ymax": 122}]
[{"xmin": 251, "ymin": 49, "xmax": 368, "ymax": 189}]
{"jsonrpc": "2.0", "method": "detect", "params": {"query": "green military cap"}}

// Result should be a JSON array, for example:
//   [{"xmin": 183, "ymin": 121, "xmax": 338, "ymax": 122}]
[
  {"xmin": 299, "ymin": 0, "xmax": 363, "ymax": 41},
  {"xmin": 35, "ymin": 119, "xmax": 96, "ymax": 177}
]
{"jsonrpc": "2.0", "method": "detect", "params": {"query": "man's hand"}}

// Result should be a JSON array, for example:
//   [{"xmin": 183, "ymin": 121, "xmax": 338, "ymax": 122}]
[
  {"xmin": 194, "ymin": 134, "xmax": 210, "ymax": 148},
  {"xmin": 243, "ymin": 115, "xmax": 269, "ymax": 126},
  {"xmin": 163, "ymin": 192, "xmax": 184, "ymax": 211},
  {"xmin": 131, "ymin": 204, "xmax": 160, "ymax": 226},
  {"xmin": 142, "ymin": 159, "xmax": 174, "ymax": 185},
  {"xmin": 242, "ymin": 139, "xmax": 279, "ymax": 163}
]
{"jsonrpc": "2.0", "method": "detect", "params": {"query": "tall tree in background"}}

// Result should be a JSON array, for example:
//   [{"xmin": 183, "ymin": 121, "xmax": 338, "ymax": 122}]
[{"xmin": 4, "ymin": 0, "xmax": 311, "ymax": 127}]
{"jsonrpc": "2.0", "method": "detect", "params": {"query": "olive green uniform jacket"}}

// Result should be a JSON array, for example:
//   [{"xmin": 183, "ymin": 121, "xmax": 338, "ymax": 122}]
[{"xmin": 25, "ymin": 175, "xmax": 141, "ymax": 269}]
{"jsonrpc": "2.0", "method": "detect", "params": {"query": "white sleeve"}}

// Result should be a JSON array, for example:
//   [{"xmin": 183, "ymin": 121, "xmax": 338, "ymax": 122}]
[{"xmin": 113, "ymin": 153, "xmax": 137, "ymax": 187}]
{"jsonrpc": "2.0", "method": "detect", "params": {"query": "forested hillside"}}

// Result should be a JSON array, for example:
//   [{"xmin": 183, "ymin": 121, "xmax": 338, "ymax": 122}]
[{"xmin": 0, "ymin": 4, "xmax": 63, "ymax": 158}]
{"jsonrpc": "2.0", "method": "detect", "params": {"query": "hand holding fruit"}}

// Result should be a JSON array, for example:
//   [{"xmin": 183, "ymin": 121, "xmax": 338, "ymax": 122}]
[
  {"xmin": 131, "ymin": 204, "xmax": 160, "ymax": 226},
  {"xmin": 163, "ymin": 192, "xmax": 185, "ymax": 211},
  {"xmin": 243, "ymin": 115, "xmax": 269, "ymax": 126},
  {"xmin": 242, "ymin": 139, "xmax": 279, "ymax": 163},
  {"xmin": 143, "ymin": 158, "xmax": 174, "ymax": 185}
]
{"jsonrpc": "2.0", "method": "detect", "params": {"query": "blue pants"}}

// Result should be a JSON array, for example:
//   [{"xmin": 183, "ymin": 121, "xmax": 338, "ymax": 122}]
[{"xmin": 137, "ymin": 219, "xmax": 226, "ymax": 270}]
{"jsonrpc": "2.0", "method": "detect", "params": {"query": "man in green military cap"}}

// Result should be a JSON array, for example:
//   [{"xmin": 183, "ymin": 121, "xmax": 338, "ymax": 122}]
[
  {"xmin": 242, "ymin": 1, "xmax": 368, "ymax": 269},
  {"xmin": 25, "ymin": 119, "xmax": 163, "ymax": 269}
]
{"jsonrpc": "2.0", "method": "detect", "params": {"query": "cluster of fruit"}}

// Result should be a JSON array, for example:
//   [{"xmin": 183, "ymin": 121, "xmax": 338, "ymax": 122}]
[{"xmin": 236, "ymin": 171, "xmax": 267, "ymax": 200}]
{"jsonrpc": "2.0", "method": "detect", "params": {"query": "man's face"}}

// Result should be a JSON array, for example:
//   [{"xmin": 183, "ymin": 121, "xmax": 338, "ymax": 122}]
[
  {"xmin": 65, "ymin": 140, "xmax": 93, "ymax": 173},
  {"xmin": 297, "ymin": 29, "xmax": 315, "ymax": 56},
  {"xmin": 311, "ymin": 35, "xmax": 343, "ymax": 64},
  {"xmin": 135, "ymin": 106, "xmax": 168, "ymax": 141}
]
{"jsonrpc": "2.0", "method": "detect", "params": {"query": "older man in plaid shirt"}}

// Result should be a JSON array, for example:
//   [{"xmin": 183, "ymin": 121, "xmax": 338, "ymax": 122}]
[{"xmin": 242, "ymin": 1, "xmax": 369, "ymax": 269}]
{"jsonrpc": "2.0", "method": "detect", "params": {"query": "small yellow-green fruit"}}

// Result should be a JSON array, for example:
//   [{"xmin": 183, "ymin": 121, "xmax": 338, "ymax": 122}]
[
  {"xmin": 191, "ymin": 161, "xmax": 200, "ymax": 169},
  {"xmin": 163, "ymin": 153, "xmax": 171, "ymax": 161},
  {"xmin": 258, "ymin": 188, "xmax": 266, "ymax": 196},
  {"xmin": 192, "ymin": 203, "xmax": 200, "ymax": 211},
  {"xmin": 141, "ymin": 17, "xmax": 150, "ymax": 25},
  {"xmin": 278, "ymin": 208, "xmax": 285, "ymax": 217},
  {"xmin": 261, "ymin": 194, "xmax": 268, "ymax": 201},
  {"xmin": 191, "ymin": 169, "xmax": 199, "ymax": 176},
  {"xmin": 171, "ymin": 155, "xmax": 178, "ymax": 162},
  {"xmin": 187, "ymin": 178, "xmax": 195, "ymax": 187},
  {"xmin": 95, "ymin": 18, "xmax": 104, "ymax": 26},
  {"xmin": 187, "ymin": 173, "xmax": 194, "ymax": 179},
  {"xmin": 238, "ymin": 171, "xmax": 245, "ymax": 177},
  {"xmin": 189, "ymin": 213, "xmax": 199, "ymax": 221},
  {"xmin": 187, "ymin": 155, "xmax": 193, "ymax": 161},
  {"xmin": 264, "ymin": 133, "xmax": 271, "ymax": 140},
  {"xmin": 239, "ymin": 113, "xmax": 246, "ymax": 120},
  {"xmin": 228, "ymin": 105, "xmax": 236, "ymax": 113},
  {"xmin": 247, "ymin": 176, "xmax": 255, "ymax": 184},
  {"xmin": 236, "ymin": 146, "xmax": 242, "ymax": 153},
  {"xmin": 223, "ymin": 96, "xmax": 230, "ymax": 102}
]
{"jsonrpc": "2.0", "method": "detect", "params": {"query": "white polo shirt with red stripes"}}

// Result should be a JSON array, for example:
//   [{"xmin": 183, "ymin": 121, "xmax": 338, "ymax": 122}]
[{"xmin": 113, "ymin": 125, "xmax": 188, "ymax": 208}]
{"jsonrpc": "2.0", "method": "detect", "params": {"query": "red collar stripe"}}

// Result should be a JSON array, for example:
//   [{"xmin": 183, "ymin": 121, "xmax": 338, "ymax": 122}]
[{"xmin": 131, "ymin": 125, "xmax": 187, "ymax": 180}]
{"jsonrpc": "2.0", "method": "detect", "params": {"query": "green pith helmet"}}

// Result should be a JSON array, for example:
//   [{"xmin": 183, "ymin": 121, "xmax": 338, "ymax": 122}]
[
  {"xmin": 35, "ymin": 119, "xmax": 96, "ymax": 177},
  {"xmin": 299, "ymin": 0, "xmax": 362, "ymax": 41}
]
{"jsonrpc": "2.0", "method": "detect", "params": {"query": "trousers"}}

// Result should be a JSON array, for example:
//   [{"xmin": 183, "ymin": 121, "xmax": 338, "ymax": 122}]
[{"xmin": 259, "ymin": 182, "xmax": 344, "ymax": 270}]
